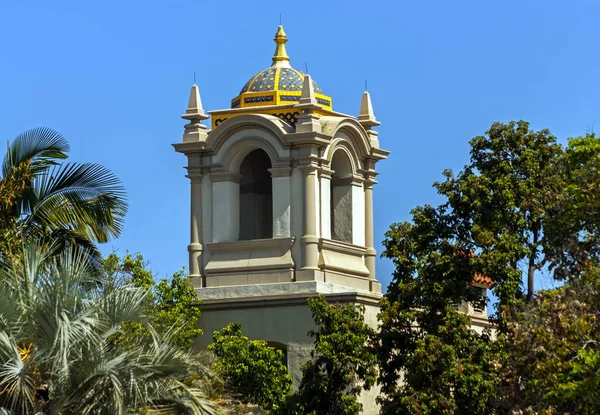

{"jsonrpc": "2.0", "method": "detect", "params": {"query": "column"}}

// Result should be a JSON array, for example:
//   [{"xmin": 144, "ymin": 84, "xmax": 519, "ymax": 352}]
[
  {"xmin": 187, "ymin": 167, "xmax": 203, "ymax": 282},
  {"xmin": 301, "ymin": 166, "xmax": 319, "ymax": 270},
  {"xmin": 364, "ymin": 179, "xmax": 377, "ymax": 282}
]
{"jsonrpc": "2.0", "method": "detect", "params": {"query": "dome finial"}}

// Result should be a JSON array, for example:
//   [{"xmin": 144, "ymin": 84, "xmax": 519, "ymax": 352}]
[{"xmin": 271, "ymin": 25, "xmax": 291, "ymax": 68}]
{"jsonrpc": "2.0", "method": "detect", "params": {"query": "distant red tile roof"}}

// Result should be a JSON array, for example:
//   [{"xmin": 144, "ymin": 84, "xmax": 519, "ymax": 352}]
[
  {"xmin": 455, "ymin": 249, "xmax": 494, "ymax": 288},
  {"xmin": 472, "ymin": 273, "xmax": 494, "ymax": 288}
]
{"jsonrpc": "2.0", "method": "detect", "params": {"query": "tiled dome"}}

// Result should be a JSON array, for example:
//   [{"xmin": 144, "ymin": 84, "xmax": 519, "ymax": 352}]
[
  {"xmin": 239, "ymin": 67, "xmax": 324, "ymax": 95},
  {"xmin": 229, "ymin": 25, "xmax": 332, "ymax": 111}
]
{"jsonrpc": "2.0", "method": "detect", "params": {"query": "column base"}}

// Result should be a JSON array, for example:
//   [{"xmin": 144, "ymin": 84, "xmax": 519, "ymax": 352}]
[
  {"xmin": 189, "ymin": 275, "xmax": 205, "ymax": 289},
  {"xmin": 296, "ymin": 269, "xmax": 325, "ymax": 282},
  {"xmin": 369, "ymin": 280, "xmax": 382, "ymax": 294},
  {"xmin": 188, "ymin": 242, "xmax": 204, "ymax": 279},
  {"xmin": 301, "ymin": 235, "xmax": 320, "ymax": 271}
]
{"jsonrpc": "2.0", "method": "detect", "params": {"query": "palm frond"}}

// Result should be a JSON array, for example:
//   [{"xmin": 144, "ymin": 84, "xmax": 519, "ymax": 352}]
[
  {"xmin": 97, "ymin": 285, "xmax": 148, "ymax": 338},
  {"xmin": 0, "ymin": 332, "xmax": 36, "ymax": 414},
  {"xmin": 22, "ymin": 162, "xmax": 128, "ymax": 243},
  {"xmin": 0, "ymin": 244, "xmax": 216, "ymax": 415},
  {"xmin": 2, "ymin": 127, "xmax": 68, "ymax": 178}
]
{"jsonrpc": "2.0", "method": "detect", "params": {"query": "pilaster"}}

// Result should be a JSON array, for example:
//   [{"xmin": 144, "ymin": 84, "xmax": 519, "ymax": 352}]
[
  {"xmin": 351, "ymin": 177, "xmax": 365, "ymax": 247},
  {"xmin": 269, "ymin": 167, "xmax": 293, "ymax": 237},
  {"xmin": 186, "ymin": 165, "xmax": 204, "ymax": 286},
  {"xmin": 363, "ymin": 172, "xmax": 379, "ymax": 292},
  {"xmin": 298, "ymin": 164, "xmax": 320, "ymax": 276},
  {"xmin": 212, "ymin": 172, "xmax": 241, "ymax": 242},
  {"xmin": 319, "ymin": 168, "xmax": 333, "ymax": 239}
]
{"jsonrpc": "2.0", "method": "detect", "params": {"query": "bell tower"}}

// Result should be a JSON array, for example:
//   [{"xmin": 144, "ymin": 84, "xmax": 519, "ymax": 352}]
[{"xmin": 173, "ymin": 25, "xmax": 388, "ymax": 411}]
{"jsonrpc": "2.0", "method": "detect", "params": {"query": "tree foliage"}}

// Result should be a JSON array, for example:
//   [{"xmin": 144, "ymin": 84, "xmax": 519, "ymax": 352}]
[
  {"xmin": 376, "ymin": 206, "xmax": 497, "ymax": 414},
  {"xmin": 277, "ymin": 296, "xmax": 377, "ymax": 415},
  {"xmin": 498, "ymin": 278, "xmax": 600, "ymax": 414},
  {"xmin": 0, "ymin": 243, "xmax": 215, "ymax": 415},
  {"xmin": 543, "ymin": 133, "xmax": 600, "ymax": 281},
  {"xmin": 376, "ymin": 122, "xmax": 600, "ymax": 414},
  {"xmin": 103, "ymin": 252, "xmax": 202, "ymax": 351},
  {"xmin": 208, "ymin": 322, "xmax": 291, "ymax": 411},
  {"xmin": 436, "ymin": 120, "xmax": 563, "ymax": 308},
  {"xmin": 0, "ymin": 127, "xmax": 127, "ymax": 263}
]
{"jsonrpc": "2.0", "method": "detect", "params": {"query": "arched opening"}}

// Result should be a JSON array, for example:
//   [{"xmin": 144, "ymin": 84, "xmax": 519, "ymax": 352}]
[
  {"xmin": 330, "ymin": 150, "xmax": 353, "ymax": 243},
  {"xmin": 239, "ymin": 149, "xmax": 273, "ymax": 240}
]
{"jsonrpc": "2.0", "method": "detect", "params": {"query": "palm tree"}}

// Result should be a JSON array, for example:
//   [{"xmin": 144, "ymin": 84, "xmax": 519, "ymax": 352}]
[
  {"xmin": 0, "ymin": 127, "xmax": 127, "ymax": 260},
  {"xmin": 0, "ymin": 243, "xmax": 216, "ymax": 414}
]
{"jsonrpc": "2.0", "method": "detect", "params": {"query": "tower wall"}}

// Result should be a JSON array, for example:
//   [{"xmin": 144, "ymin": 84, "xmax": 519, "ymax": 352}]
[{"xmin": 173, "ymin": 26, "xmax": 389, "ymax": 414}]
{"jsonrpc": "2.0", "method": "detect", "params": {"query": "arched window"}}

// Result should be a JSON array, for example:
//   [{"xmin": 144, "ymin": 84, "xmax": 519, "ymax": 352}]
[
  {"xmin": 239, "ymin": 149, "xmax": 273, "ymax": 240},
  {"xmin": 330, "ymin": 150, "xmax": 353, "ymax": 243}
]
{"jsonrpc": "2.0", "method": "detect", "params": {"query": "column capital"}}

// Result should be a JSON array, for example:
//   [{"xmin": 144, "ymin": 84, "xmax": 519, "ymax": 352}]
[
  {"xmin": 269, "ymin": 167, "xmax": 293, "ymax": 177},
  {"xmin": 211, "ymin": 171, "xmax": 242, "ymax": 183},
  {"xmin": 364, "ymin": 178, "xmax": 378, "ymax": 187},
  {"xmin": 185, "ymin": 166, "xmax": 204, "ymax": 181},
  {"xmin": 298, "ymin": 164, "xmax": 319, "ymax": 174},
  {"xmin": 319, "ymin": 167, "xmax": 334, "ymax": 180},
  {"xmin": 363, "ymin": 171, "xmax": 379, "ymax": 187},
  {"xmin": 331, "ymin": 174, "xmax": 364, "ymax": 187}
]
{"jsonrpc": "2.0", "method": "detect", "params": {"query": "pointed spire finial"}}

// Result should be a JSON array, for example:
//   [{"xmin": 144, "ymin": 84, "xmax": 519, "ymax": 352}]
[
  {"xmin": 182, "ymin": 83, "xmax": 209, "ymax": 123},
  {"xmin": 271, "ymin": 25, "xmax": 291, "ymax": 68},
  {"xmin": 295, "ymin": 74, "xmax": 321, "ymax": 133},
  {"xmin": 297, "ymin": 74, "xmax": 320, "ymax": 109},
  {"xmin": 358, "ymin": 91, "xmax": 380, "ymax": 128},
  {"xmin": 181, "ymin": 83, "xmax": 209, "ymax": 142}
]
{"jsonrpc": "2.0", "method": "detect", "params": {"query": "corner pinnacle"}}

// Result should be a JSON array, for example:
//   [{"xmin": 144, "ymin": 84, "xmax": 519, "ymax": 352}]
[{"xmin": 358, "ymin": 91, "xmax": 380, "ymax": 128}]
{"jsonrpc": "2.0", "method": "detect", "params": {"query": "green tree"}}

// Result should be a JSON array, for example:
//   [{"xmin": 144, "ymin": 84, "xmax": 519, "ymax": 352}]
[
  {"xmin": 277, "ymin": 296, "xmax": 377, "ymax": 415},
  {"xmin": 0, "ymin": 127, "xmax": 127, "ymax": 261},
  {"xmin": 543, "ymin": 133, "xmax": 600, "ymax": 281},
  {"xmin": 103, "ymin": 252, "xmax": 202, "ymax": 351},
  {"xmin": 376, "ymin": 124, "xmax": 600, "ymax": 413},
  {"xmin": 375, "ymin": 207, "xmax": 498, "ymax": 415},
  {"xmin": 0, "ymin": 243, "xmax": 215, "ymax": 415},
  {"xmin": 436, "ymin": 120, "xmax": 563, "ymax": 306},
  {"xmin": 208, "ymin": 322, "xmax": 291, "ymax": 411},
  {"xmin": 499, "ymin": 278, "xmax": 600, "ymax": 414}
]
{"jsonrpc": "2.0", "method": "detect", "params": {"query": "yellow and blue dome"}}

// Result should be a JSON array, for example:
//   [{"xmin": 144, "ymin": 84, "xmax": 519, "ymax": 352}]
[
  {"xmin": 239, "ymin": 67, "xmax": 323, "ymax": 95},
  {"xmin": 230, "ymin": 26, "xmax": 332, "ymax": 111}
]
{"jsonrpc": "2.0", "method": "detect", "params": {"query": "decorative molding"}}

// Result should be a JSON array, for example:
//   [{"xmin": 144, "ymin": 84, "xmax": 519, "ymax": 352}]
[
  {"xmin": 205, "ymin": 237, "xmax": 296, "ymax": 278},
  {"xmin": 318, "ymin": 238, "xmax": 370, "ymax": 279},
  {"xmin": 297, "ymin": 164, "xmax": 319, "ymax": 174},
  {"xmin": 319, "ymin": 238, "xmax": 367, "ymax": 256},
  {"xmin": 318, "ymin": 167, "xmax": 333, "ymax": 180},
  {"xmin": 284, "ymin": 131, "xmax": 332, "ymax": 147},
  {"xmin": 185, "ymin": 166, "xmax": 204, "ymax": 179},
  {"xmin": 211, "ymin": 172, "xmax": 242, "ymax": 183},
  {"xmin": 198, "ymin": 290, "xmax": 382, "ymax": 311},
  {"xmin": 269, "ymin": 167, "xmax": 293, "ymax": 177},
  {"xmin": 207, "ymin": 237, "xmax": 294, "ymax": 252},
  {"xmin": 331, "ymin": 175, "xmax": 364, "ymax": 187}
]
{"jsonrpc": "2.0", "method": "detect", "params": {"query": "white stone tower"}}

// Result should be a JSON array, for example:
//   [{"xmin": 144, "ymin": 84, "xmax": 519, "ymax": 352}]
[{"xmin": 173, "ymin": 25, "xmax": 388, "ymax": 411}]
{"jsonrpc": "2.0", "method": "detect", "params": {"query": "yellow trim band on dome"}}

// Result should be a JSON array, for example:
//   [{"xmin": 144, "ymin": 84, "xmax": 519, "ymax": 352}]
[{"xmin": 231, "ymin": 89, "xmax": 332, "ymax": 111}]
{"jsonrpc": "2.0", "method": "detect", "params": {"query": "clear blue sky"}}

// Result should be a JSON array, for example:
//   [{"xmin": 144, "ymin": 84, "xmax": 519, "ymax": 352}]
[{"xmin": 1, "ymin": 0, "xmax": 598, "ymax": 291}]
